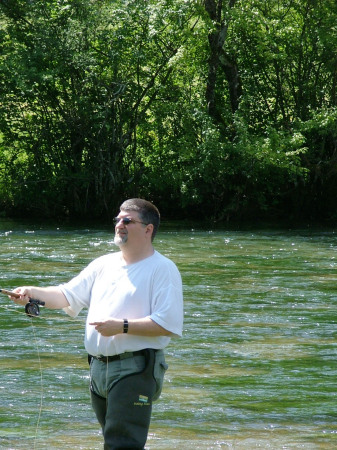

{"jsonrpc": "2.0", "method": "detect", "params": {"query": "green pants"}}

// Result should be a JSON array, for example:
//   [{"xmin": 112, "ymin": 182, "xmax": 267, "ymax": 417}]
[{"xmin": 89, "ymin": 349, "xmax": 167, "ymax": 450}]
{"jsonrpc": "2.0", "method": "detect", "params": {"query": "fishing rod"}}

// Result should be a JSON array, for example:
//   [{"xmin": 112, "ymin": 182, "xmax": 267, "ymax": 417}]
[{"xmin": 0, "ymin": 289, "xmax": 45, "ymax": 317}]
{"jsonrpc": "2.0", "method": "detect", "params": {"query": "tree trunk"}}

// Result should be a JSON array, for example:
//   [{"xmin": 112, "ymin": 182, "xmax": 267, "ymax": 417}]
[{"xmin": 204, "ymin": 0, "xmax": 241, "ymax": 124}]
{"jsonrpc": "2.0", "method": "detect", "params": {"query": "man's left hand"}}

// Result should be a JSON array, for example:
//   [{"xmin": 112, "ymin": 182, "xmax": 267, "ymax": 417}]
[{"xmin": 89, "ymin": 319, "xmax": 123, "ymax": 336}]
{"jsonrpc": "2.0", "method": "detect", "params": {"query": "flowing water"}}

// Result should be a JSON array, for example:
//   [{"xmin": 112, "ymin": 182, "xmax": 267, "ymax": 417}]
[{"xmin": 1, "ymin": 220, "xmax": 337, "ymax": 449}]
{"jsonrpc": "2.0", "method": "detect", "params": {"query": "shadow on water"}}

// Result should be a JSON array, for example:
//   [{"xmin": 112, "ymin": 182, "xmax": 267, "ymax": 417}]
[{"xmin": 1, "ymin": 221, "xmax": 337, "ymax": 449}]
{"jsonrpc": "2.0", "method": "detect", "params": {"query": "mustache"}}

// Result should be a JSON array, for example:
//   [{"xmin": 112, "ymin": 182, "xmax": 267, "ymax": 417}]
[{"xmin": 115, "ymin": 230, "xmax": 127, "ymax": 236}]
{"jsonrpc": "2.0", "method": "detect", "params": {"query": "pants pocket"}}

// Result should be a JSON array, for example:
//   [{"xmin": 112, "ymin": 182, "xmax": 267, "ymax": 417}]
[{"xmin": 153, "ymin": 351, "xmax": 168, "ymax": 401}]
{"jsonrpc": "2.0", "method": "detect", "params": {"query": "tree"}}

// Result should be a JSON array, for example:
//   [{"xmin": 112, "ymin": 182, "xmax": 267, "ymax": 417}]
[
  {"xmin": 1, "ymin": 0, "xmax": 337, "ymax": 223},
  {"xmin": 0, "ymin": 0, "xmax": 197, "ymax": 218},
  {"xmin": 204, "ymin": 0, "xmax": 242, "ymax": 127}
]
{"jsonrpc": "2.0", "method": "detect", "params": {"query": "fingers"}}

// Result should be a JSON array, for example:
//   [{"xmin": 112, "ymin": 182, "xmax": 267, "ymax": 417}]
[
  {"xmin": 89, "ymin": 321, "xmax": 114, "ymax": 337},
  {"xmin": 90, "ymin": 322, "xmax": 106, "ymax": 336},
  {"xmin": 89, "ymin": 322, "xmax": 104, "ymax": 332},
  {"xmin": 11, "ymin": 287, "xmax": 32, "ymax": 305},
  {"xmin": 14, "ymin": 287, "xmax": 30, "ymax": 296},
  {"xmin": 89, "ymin": 322, "xmax": 101, "ymax": 326},
  {"xmin": 0, "ymin": 290, "xmax": 24, "ymax": 305}
]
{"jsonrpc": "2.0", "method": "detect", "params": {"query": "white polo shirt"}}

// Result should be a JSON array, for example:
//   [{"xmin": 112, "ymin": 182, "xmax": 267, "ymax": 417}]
[{"xmin": 59, "ymin": 250, "xmax": 183, "ymax": 356}]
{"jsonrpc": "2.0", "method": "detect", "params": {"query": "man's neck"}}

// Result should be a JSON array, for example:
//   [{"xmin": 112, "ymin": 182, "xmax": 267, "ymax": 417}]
[{"xmin": 120, "ymin": 245, "xmax": 154, "ymax": 265}]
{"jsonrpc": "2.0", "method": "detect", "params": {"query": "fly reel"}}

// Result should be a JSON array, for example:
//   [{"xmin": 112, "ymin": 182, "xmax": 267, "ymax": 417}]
[{"xmin": 25, "ymin": 299, "xmax": 45, "ymax": 317}]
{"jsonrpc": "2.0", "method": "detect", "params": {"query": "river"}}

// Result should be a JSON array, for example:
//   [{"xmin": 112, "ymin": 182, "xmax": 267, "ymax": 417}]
[{"xmin": 1, "ymin": 220, "xmax": 337, "ymax": 449}]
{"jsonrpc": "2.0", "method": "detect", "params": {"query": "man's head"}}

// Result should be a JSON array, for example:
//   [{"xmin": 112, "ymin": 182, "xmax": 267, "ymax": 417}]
[{"xmin": 115, "ymin": 198, "xmax": 160, "ymax": 244}]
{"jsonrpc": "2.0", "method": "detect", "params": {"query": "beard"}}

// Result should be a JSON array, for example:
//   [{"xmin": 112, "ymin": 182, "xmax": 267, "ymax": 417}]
[{"xmin": 114, "ymin": 232, "xmax": 128, "ymax": 247}]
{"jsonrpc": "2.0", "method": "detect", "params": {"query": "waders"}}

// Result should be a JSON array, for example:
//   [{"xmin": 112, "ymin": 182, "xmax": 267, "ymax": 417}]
[{"xmin": 90, "ymin": 349, "xmax": 157, "ymax": 450}]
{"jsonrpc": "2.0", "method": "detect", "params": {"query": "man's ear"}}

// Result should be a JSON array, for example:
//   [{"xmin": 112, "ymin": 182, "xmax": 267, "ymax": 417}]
[{"xmin": 145, "ymin": 223, "xmax": 154, "ymax": 238}]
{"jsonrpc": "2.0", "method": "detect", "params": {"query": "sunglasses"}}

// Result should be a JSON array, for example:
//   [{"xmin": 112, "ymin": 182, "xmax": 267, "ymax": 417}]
[{"xmin": 113, "ymin": 217, "xmax": 148, "ymax": 226}]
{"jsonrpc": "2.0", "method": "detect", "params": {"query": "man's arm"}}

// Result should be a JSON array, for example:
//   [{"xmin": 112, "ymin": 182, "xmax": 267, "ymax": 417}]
[
  {"xmin": 11, "ymin": 286, "xmax": 70, "ymax": 309},
  {"xmin": 90, "ymin": 317, "xmax": 173, "ymax": 337}
]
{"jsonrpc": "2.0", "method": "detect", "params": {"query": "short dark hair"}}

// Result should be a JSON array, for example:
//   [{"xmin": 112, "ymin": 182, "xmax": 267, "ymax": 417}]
[{"xmin": 119, "ymin": 198, "xmax": 160, "ymax": 241}]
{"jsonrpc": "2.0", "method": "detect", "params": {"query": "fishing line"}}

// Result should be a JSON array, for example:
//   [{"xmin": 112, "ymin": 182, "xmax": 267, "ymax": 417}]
[
  {"xmin": 28, "ymin": 314, "xmax": 43, "ymax": 450},
  {"xmin": 0, "ymin": 301, "xmax": 44, "ymax": 448},
  {"xmin": 0, "ymin": 300, "xmax": 86, "ymax": 447}
]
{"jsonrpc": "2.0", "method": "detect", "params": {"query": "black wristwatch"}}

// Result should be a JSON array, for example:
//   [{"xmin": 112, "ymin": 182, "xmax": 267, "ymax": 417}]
[{"xmin": 123, "ymin": 318, "xmax": 129, "ymax": 333}]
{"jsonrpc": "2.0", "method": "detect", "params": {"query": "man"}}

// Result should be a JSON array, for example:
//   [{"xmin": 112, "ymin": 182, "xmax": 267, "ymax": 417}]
[{"xmin": 10, "ymin": 198, "xmax": 184, "ymax": 449}]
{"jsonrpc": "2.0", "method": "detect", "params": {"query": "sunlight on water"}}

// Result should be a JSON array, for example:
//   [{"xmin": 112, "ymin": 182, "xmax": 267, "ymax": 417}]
[{"xmin": 1, "ymin": 222, "xmax": 337, "ymax": 449}]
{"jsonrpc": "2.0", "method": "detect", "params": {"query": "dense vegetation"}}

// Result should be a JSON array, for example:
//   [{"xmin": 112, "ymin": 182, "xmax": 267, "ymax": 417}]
[{"xmin": 1, "ymin": 0, "xmax": 337, "ymax": 224}]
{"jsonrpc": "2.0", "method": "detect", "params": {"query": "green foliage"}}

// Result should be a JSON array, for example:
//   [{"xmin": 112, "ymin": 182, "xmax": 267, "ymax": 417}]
[
  {"xmin": 0, "ymin": 0, "xmax": 198, "ymax": 217},
  {"xmin": 169, "ymin": 113, "xmax": 309, "ymax": 220},
  {"xmin": 0, "ymin": 0, "xmax": 337, "ymax": 222},
  {"xmin": 232, "ymin": 0, "xmax": 337, "ymax": 126},
  {"xmin": 293, "ymin": 108, "xmax": 337, "ymax": 220}
]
